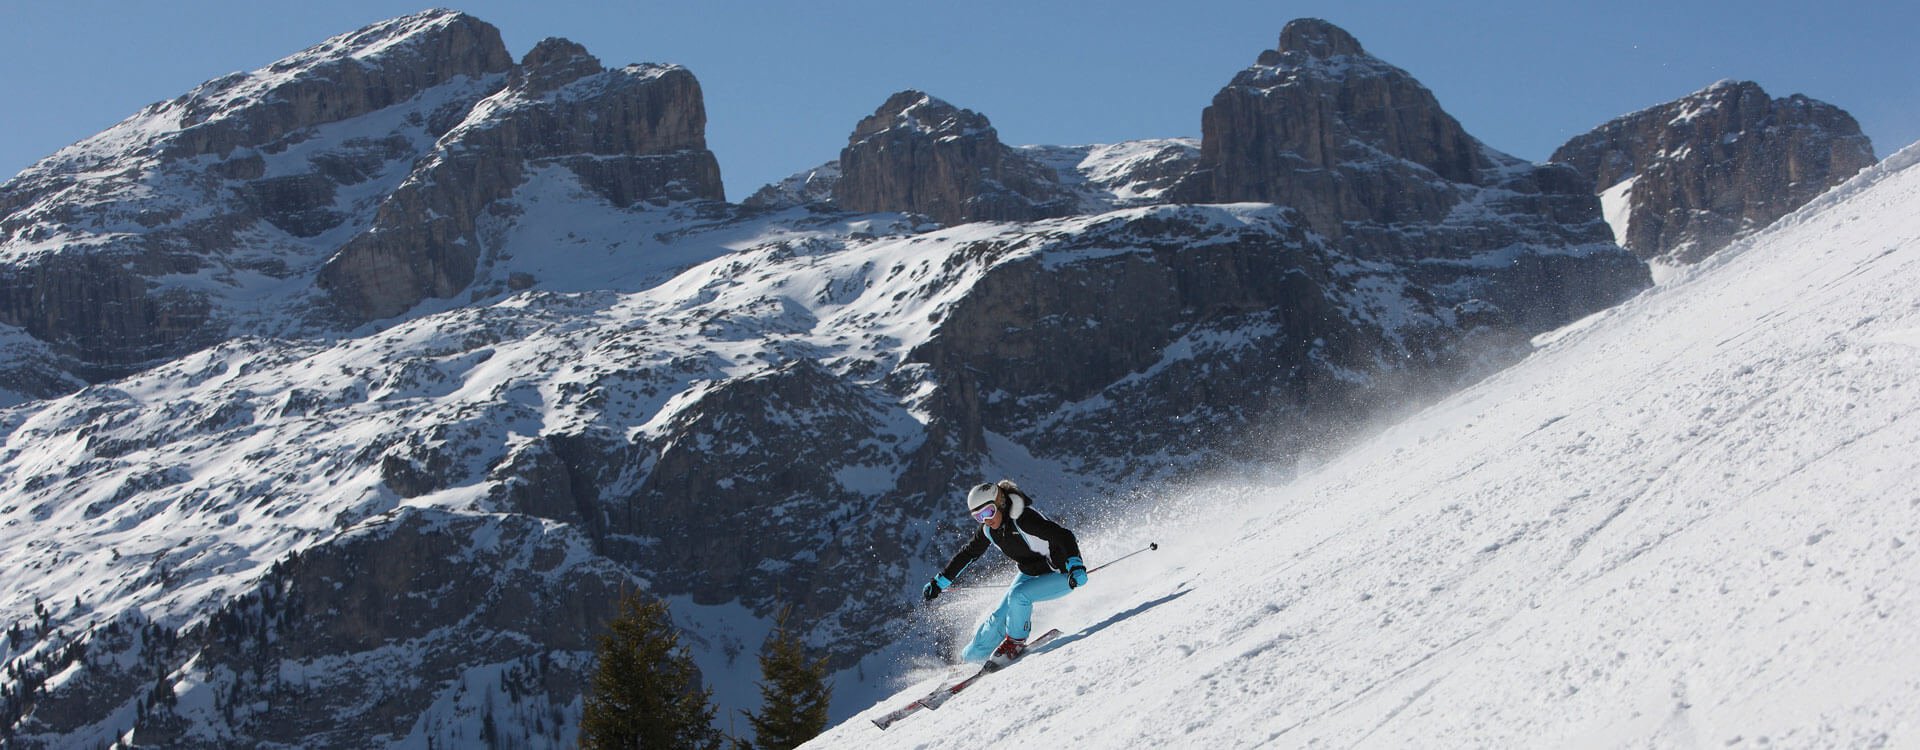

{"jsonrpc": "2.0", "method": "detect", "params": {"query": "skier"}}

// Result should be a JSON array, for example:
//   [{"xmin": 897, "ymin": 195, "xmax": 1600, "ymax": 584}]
[{"xmin": 921, "ymin": 479, "xmax": 1087, "ymax": 664}]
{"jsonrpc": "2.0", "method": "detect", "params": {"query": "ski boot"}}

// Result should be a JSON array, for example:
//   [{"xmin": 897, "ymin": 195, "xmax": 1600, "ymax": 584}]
[{"xmin": 985, "ymin": 635, "xmax": 1027, "ymax": 670}]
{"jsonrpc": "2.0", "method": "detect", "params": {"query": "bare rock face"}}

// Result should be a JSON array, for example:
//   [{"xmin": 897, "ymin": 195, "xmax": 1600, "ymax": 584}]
[
  {"xmin": 1174, "ymin": 18, "xmax": 1611, "ymax": 267},
  {"xmin": 0, "ymin": 10, "xmax": 514, "ymax": 380},
  {"xmin": 906, "ymin": 205, "xmax": 1649, "ymax": 476},
  {"xmin": 14, "ymin": 509, "xmax": 635, "ymax": 748},
  {"xmin": 1178, "ymin": 19, "xmax": 1478, "ymax": 231},
  {"xmin": 751, "ymin": 138, "xmax": 1201, "ymax": 215},
  {"xmin": 907, "ymin": 207, "xmax": 1361, "ymax": 469},
  {"xmin": 831, "ymin": 91, "xmax": 1072, "ymax": 225},
  {"xmin": 1551, "ymin": 80, "xmax": 1876, "ymax": 264},
  {"xmin": 621, "ymin": 360, "xmax": 918, "ymax": 621},
  {"xmin": 0, "ymin": 323, "xmax": 86, "ymax": 407},
  {"xmin": 317, "ymin": 38, "xmax": 724, "ymax": 322}
]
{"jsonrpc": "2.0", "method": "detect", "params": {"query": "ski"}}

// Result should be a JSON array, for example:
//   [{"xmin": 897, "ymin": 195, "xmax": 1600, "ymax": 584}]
[{"xmin": 872, "ymin": 628, "xmax": 1061, "ymax": 730}]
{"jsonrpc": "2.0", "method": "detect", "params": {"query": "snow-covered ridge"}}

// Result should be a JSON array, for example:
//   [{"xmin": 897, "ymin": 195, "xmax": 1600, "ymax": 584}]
[
  {"xmin": 742, "ymin": 160, "xmax": 840, "ymax": 209},
  {"xmin": 1016, "ymin": 138, "xmax": 1200, "ymax": 211},
  {"xmin": 813, "ymin": 139, "xmax": 1920, "ymax": 747},
  {"xmin": 11, "ymin": 9, "xmax": 494, "ymax": 180},
  {"xmin": 1666, "ymin": 79, "xmax": 1750, "ymax": 125},
  {"xmin": 186, "ymin": 9, "xmax": 472, "ymax": 114},
  {"xmin": 453, "ymin": 62, "xmax": 688, "ymax": 137},
  {"xmin": 891, "ymin": 93, "xmax": 990, "ymax": 139}
]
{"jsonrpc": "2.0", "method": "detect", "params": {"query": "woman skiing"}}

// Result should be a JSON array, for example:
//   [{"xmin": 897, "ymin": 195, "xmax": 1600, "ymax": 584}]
[{"xmin": 921, "ymin": 479, "xmax": 1088, "ymax": 663}]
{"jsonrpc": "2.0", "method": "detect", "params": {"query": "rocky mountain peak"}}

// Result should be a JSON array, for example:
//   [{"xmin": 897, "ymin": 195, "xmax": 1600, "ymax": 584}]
[
  {"xmin": 1218, "ymin": 19, "xmax": 1480, "ymax": 191},
  {"xmin": 831, "ymin": 90, "xmax": 1069, "ymax": 225},
  {"xmin": 300, "ymin": 8, "xmax": 497, "ymax": 63},
  {"xmin": 160, "ymin": 9, "xmax": 513, "ymax": 159},
  {"xmin": 512, "ymin": 37, "xmax": 605, "ymax": 93},
  {"xmin": 0, "ymin": 10, "xmax": 517, "ymax": 382},
  {"xmin": 1700, "ymin": 78, "xmax": 1763, "ymax": 97},
  {"xmin": 1173, "ymin": 19, "xmax": 1617, "ymax": 269},
  {"xmin": 5, "ymin": 9, "xmax": 511, "ymax": 176},
  {"xmin": 852, "ymin": 90, "xmax": 992, "ymax": 143},
  {"xmin": 318, "ymin": 37, "xmax": 723, "ymax": 322},
  {"xmin": 1551, "ymin": 79, "xmax": 1876, "ymax": 265},
  {"xmin": 1273, "ymin": 17, "xmax": 1367, "ymax": 60}
]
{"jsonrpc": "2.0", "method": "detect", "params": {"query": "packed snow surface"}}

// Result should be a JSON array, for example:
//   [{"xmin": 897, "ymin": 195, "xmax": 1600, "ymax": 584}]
[{"xmin": 813, "ymin": 145, "xmax": 1920, "ymax": 748}]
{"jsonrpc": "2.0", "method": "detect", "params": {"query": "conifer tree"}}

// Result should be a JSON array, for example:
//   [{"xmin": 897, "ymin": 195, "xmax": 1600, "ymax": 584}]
[
  {"xmin": 742, "ymin": 609, "xmax": 832, "ymax": 750},
  {"xmin": 579, "ymin": 589, "xmax": 722, "ymax": 750}
]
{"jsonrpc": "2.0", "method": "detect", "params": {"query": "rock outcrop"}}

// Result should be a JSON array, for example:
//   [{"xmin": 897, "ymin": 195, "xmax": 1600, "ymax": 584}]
[
  {"xmin": 743, "ymin": 160, "xmax": 841, "ymax": 210},
  {"xmin": 1173, "ymin": 18, "xmax": 1612, "ymax": 267},
  {"xmin": 906, "ymin": 204, "xmax": 1648, "ymax": 477},
  {"xmin": 1551, "ymin": 80, "xmax": 1876, "ymax": 264},
  {"xmin": 752, "ymin": 137, "xmax": 1202, "ymax": 216},
  {"xmin": 831, "ymin": 91, "xmax": 1072, "ymax": 225},
  {"xmin": 11, "ymin": 509, "xmax": 634, "ymax": 749},
  {"xmin": 316, "ymin": 37, "xmax": 724, "ymax": 322}
]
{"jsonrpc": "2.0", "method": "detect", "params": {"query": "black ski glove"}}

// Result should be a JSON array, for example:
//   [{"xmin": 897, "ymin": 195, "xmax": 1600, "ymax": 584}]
[{"xmin": 922, "ymin": 575, "xmax": 950, "ymax": 601}]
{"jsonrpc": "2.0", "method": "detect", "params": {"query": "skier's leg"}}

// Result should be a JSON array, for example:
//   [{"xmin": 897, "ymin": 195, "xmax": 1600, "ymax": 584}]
[
  {"xmin": 1000, "ymin": 572, "xmax": 1074, "ymax": 640},
  {"xmin": 960, "ymin": 575, "xmax": 1032, "ymax": 661}
]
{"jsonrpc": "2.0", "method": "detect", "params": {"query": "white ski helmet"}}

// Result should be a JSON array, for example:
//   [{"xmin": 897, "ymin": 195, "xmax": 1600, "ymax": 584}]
[{"xmin": 965, "ymin": 482, "xmax": 999, "ymax": 512}]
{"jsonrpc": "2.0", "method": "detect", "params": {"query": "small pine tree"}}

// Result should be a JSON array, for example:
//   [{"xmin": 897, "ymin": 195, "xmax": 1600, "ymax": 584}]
[
  {"xmin": 579, "ymin": 589, "xmax": 723, "ymax": 750},
  {"xmin": 742, "ymin": 609, "xmax": 832, "ymax": 750}
]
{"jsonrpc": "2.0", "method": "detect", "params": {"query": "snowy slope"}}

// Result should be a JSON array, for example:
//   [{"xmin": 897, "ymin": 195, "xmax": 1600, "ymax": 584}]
[{"xmin": 815, "ymin": 145, "xmax": 1920, "ymax": 748}]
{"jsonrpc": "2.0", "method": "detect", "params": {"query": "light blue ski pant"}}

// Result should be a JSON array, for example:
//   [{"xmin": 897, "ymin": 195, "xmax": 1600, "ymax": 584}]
[{"xmin": 960, "ymin": 572, "xmax": 1075, "ymax": 662}]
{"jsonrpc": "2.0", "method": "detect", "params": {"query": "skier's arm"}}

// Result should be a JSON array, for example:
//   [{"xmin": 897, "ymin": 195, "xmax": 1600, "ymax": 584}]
[{"xmin": 936, "ymin": 527, "xmax": 991, "ymax": 585}]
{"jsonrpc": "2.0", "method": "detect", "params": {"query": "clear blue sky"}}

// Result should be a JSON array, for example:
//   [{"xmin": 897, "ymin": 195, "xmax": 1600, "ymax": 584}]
[{"xmin": 3, "ymin": 1, "xmax": 1916, "ymax": 201}]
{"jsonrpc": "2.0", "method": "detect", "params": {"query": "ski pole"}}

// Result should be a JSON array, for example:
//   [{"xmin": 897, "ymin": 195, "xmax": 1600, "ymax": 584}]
[
  {"xmin": 1088, "ymin": 542, "xmax": 1157, "ymax": 574},
  {"xmin": 941, "ymin": 543, "xmax": 1158, "ymax": 591}
]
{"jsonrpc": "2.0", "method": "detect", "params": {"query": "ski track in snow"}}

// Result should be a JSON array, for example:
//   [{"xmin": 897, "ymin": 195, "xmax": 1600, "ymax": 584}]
[{"xmin": 812, "ymin": 147, "xmax": 1920, "ymax": 748}]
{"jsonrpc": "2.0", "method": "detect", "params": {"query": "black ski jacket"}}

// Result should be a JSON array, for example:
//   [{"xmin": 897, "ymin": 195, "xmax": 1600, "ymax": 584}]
[{"xmin": 937, "ymin": 492, "xmax": 1081, "ymax": 581}]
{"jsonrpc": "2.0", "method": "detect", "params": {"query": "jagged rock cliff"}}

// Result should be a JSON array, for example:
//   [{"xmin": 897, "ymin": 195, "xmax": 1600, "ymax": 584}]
[
  {"xmin": 1178, "ymin": 20, "xmax": 1473, "ymax": 225},
  {"xmin": 1173, "ymin": 18, "xmax": 1611, "ymax": 267},
  {"xmin": 751, "ymin": 137, "xmax": 1200, "ymax": 215},
  {"xmin": 1551, "ymin": 80, "xmax": 1876, "ymax": 265},
  {"xmin": 317, "ymin": 37, "xmax": 723, "ymax": 321},
  {"xmin": 831, "ymin": 91, "xmax": 1072, "ymax": 225},
  {"xmin": 19, "ymin": 508, "xmax": 630, "ymax": 748}
]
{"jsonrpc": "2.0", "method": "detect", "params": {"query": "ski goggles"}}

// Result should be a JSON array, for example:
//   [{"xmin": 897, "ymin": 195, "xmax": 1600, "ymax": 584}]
[{"xmin": 970, "ymin": 504, "xmax": 997, "ymax": 523}]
